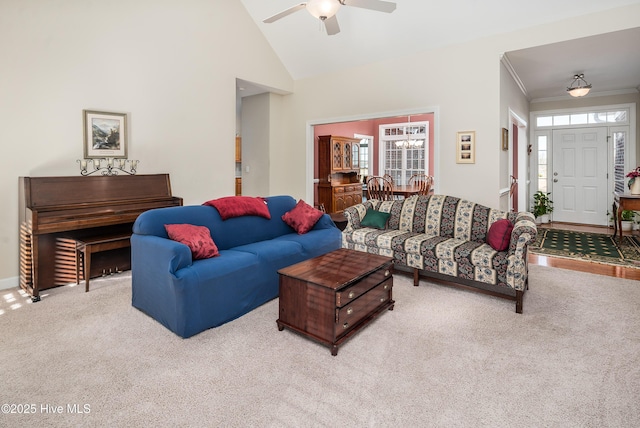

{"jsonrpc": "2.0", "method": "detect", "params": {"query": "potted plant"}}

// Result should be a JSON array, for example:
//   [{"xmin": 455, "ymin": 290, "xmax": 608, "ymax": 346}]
[
  {"xmin": 626, "ymin": 167, "xmax": 640, "ymax": 194},
  {"xmin": 621, "ymin": 209, "xmax": 635, "ymax": 232},
  {"xmin": 532, "ymin": 191, "xmax": 553, "ymax": 224}
]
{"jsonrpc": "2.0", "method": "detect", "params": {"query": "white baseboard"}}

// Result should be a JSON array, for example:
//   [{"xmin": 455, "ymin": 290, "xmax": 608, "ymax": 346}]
[{"xmin": 0, "ymin": 276, "xmax": 19, "ymax": 291}]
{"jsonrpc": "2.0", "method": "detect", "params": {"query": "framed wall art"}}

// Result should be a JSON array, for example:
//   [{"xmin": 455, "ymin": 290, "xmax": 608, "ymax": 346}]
[
  {"xmin": 83, "ymin": 110, "xmax": 128, "ymax": 158},
  {"xmin": 456, "ymin": 131, "xmax": 475, "ymax": 164},
  {"xmin": 501, "ymin": 127, "xmax": 508, "ymax": 151}
]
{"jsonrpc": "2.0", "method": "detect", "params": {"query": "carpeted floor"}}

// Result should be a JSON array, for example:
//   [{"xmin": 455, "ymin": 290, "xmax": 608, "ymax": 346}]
[
  {"xmin": 531, "ymin": 228, "xmax": 640, "ymax": 268},
  {"xmin": 1, "ymin": 267, "xmax": 640, "ymax": 427}
]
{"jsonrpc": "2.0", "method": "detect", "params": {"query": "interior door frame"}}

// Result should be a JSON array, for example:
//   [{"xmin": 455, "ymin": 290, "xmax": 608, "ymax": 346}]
[{"xmin": 509, "ymin": 109, "xmax": 528, "ymax": 212}]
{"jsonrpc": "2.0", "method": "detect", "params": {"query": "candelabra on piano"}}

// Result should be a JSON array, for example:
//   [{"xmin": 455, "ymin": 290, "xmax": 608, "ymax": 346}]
[{"xmin": 77, "ymin": 158, "xmax": 139, "ymax": 176}]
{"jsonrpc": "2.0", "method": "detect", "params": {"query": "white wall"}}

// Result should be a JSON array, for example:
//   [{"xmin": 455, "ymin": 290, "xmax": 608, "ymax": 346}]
[
  {"xmin": 282, "ymin": 4, "xmax": 640, "ymax": 209},
  {"xmin": 0, "ymin": 0, "xmax": 293, "ymax": 282},
  {"xmin": 285, "ymin": 38, "xmax": 502, "ymax": 206},
  {"xmin": 1, "ymin": 1, "xmax": 639, "ymax": 285}
]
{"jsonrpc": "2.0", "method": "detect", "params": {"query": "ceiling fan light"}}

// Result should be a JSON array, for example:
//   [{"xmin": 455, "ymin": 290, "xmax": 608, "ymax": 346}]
[
  {"xmin": 306, "ymin": 0, "xmax": 341, "ymax": 20},
  {"xmin": 566, "ymin": 74, "xmax": 592, "ymax": 97}
]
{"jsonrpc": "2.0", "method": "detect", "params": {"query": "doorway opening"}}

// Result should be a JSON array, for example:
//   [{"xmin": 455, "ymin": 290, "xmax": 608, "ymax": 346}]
[
  {"xmin": 307, "ymin": 108, "xmax": 439, "ymax": 210},
  {"xmin": 530, "ymin": 103, "xmax": 635, "ymax": 226}
]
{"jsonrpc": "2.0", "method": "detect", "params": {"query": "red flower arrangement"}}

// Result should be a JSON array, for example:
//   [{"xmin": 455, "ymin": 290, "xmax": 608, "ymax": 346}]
[{"xmin": 626, "ymin": 167, "xmax": 640, "ymax": 188}]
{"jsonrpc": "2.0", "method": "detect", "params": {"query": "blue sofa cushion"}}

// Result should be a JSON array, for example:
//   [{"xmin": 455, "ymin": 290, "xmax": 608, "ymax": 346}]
[{"xmin": 275, "ymin": 227, "xmax": 342, "ymax": 258}]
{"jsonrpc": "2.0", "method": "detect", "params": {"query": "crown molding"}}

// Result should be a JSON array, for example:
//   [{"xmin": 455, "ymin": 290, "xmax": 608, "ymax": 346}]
[{"xmin": 500, "ymin": 53, "xmax": 529, "ymax": 101}]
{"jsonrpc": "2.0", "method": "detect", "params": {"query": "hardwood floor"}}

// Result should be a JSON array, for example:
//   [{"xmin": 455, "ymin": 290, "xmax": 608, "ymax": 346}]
[{"xmin": 529, "ymin": 222, "xmax": 640, "ymax": 280}]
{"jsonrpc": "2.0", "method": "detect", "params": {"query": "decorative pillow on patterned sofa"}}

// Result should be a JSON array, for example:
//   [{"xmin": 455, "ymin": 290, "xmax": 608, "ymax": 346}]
[
  {"xmin": 282, "ymin": 199, "xmax": 324, "ymax": 234},
  {"xmin": 203, "ymin": 196, "xmax": 271, "ymax": 220},
  {"xmin": 360, "ymin": 209, "xmax": 391, "ymax": 230},
  {"xmin": 486, "ymin": 219, "xmax": 514, "ymax": 251},
  {"xmin": 165, "ymin": 224, "xmax": 219, "ymax": 259}
]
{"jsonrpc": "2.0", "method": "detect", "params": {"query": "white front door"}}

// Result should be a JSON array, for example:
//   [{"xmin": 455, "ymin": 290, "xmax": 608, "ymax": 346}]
[{"xmin": 552, "ymin": 127, "xmax": 608, "ymax": 225}]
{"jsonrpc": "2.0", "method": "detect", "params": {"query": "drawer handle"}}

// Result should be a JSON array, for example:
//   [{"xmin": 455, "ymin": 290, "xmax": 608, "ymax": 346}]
[
  {"xmin": 384, "ymin": 269, "xmax": 390, "ymax": 277},
  {"xmin": 347, "ymin": 307, "xmax": 353, "ymax": 315},
  {"xmin": 343, "ymin": 322, "xmax": 349, "ymax": 329},
  {"xmin": 380, "ymin": 297, "xmax": 386, "ymax": 303},
  {"xmin": 348, "ymin": 291, "xmax": 355, "ymax": 299},
  {"xmin": 384, "ymin": 284, "xmax": 388, "ymax": 290}
]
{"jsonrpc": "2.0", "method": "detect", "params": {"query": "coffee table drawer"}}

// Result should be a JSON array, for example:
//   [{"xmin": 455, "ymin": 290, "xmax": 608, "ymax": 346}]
[
  {"xmin": 335, "ymin": 262, "xmax": 392, "ymax": 307},
  {"xmin": 336, "ymin": 278, "xmax": 392, "ymax": 336}
]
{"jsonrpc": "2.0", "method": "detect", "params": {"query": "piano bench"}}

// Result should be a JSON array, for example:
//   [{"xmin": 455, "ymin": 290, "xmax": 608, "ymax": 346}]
[{"xmin": 75, "ymin": 233, "xmax": 131, "ymax": 292}]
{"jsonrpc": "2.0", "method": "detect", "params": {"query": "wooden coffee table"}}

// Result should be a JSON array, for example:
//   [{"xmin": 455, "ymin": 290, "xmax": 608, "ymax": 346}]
[{"xmin": 277, "ymin": 248, "xmax": 394, "ymax": 356}]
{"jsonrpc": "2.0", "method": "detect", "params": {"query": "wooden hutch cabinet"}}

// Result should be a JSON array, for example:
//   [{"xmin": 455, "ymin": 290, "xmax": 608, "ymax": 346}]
[{"xmin": 318, "ymin": 135, "xmax": 362, "ymax": 213}]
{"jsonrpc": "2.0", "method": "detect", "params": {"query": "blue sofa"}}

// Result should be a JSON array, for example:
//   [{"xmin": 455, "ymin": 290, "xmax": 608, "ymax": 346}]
[{"xmin": 131, "ymin": 195, "xmax": 341, "ymax": 338}]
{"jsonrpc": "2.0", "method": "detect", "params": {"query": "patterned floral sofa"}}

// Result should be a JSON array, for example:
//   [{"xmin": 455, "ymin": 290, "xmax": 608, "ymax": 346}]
[{"xmin": 342, "ymin": 195, "xmax": 537, "ymax": 313}]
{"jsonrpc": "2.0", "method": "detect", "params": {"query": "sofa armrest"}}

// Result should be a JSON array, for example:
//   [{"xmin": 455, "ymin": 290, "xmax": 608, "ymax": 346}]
[
  {"xmin": 508, "ymin": 212, "xmax": 537, "ymax": 255},
  {"xmin": 313, "ymin": 213, "xmax": 341, "ymax": 230},
  {"xmin": 504, "ymin": 212, "xmax": 536, "ymax": 291},
  {"xmin": 131, "ymin": 234, "xmax": 193, "ymax": 274}
]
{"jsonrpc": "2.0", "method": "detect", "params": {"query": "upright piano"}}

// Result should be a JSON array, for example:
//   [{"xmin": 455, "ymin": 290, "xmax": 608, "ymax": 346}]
[{"xmin": 19, "ymin": 174, "xmax": 183, "ymax": 301}]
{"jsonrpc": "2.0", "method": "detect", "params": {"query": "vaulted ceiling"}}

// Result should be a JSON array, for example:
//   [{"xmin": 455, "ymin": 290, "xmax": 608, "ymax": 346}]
[{"xmin": 239, "ymin": 0, "xmax": 640, "ymax": 101}]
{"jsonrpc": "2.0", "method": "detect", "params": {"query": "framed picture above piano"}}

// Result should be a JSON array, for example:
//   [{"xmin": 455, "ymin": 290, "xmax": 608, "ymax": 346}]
[{"xmin": 83, "ymin": 110, "xmax": 128, "ymax": 158}]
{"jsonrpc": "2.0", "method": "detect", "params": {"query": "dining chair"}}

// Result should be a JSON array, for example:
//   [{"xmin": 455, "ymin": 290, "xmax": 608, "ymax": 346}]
[
  {"xmin": 383, "ymin": 173, "xmax": 405, "ymax": 199},
  {"xmin": 408, "ymin": 173, "xmax": 435, "ymax": 195},
  {"xmin": 367, "ymin": 176, "xmax": 394, "ymax": 201}
]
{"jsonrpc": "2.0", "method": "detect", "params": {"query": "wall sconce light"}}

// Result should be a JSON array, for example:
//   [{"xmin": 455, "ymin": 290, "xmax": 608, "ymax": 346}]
[
  {"xmin": 566, "ymin": 73, "xmax": 592, "ymax": 97},
  {"xmin": 77, "ymin": 158, "xmax": 139, "ymax": 176}
]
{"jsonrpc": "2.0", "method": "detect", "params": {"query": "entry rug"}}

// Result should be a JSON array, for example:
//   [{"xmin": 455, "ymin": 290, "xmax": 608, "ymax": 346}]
[{"xmin": 531, "ymin": 229, "xmax": 640, "ymax": 269}]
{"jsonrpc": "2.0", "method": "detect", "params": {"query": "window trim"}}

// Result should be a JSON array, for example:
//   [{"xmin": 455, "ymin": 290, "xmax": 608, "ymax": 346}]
[
  {"xmin": 534, "ymin": 106, "xmax": 631, "ymax": 129},
  {"xmin": 378, "ymin": 121, "xmax": 429, "ymax": 185}
]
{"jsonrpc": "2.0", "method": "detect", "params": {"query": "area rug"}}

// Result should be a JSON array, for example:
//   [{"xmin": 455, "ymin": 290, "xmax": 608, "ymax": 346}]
[{"xmin": 531, "ymin": 228, "xmax": 640, "ymax": 268}]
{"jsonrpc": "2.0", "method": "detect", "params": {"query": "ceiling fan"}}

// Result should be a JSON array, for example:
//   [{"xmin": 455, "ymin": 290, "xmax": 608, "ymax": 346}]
[{"xmin": 263, "ymin": 0, "xmax": 397, "ymax": 36}]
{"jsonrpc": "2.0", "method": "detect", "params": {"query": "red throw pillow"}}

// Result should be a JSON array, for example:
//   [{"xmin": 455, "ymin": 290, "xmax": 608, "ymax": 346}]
[
  {"xmin": 486, "ymin": 219, "xmax": 514, "ymax": 251},
  {"xmin": 203, "ymin": 196, "xmax": 271, "ymax": 220},
  {"xmin": 282, "ymin": 199, "xmax": 324, "ymax": 234},
  {"xmin": 165, "ymin": 224, "xmax": 219, "ymax": 259}
]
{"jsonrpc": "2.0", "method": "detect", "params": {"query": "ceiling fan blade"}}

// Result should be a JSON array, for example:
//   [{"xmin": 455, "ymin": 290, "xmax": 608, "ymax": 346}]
[
  {"xmin": 344, "ymin": 0, "xmax": 396, "ymax": 13},
  {"xmin": 324, "ymin": 15, "xmax": 340, "ymax": 36},
  {"xmin": 263, "ymin": 3, "xmax": 307, "ymax": 23}
]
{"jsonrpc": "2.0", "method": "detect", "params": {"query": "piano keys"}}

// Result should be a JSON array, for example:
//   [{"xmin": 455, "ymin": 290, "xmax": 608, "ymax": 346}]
[{"xmin": 19, "ymin": 174, "xmax": 182, "ymax": 301}]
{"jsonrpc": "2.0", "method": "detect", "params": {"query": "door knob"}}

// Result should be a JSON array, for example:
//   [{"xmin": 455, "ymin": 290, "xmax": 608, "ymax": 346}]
[{"xmin": 553, "ymin": 179, "xmax": 558, "ymax": 182}]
